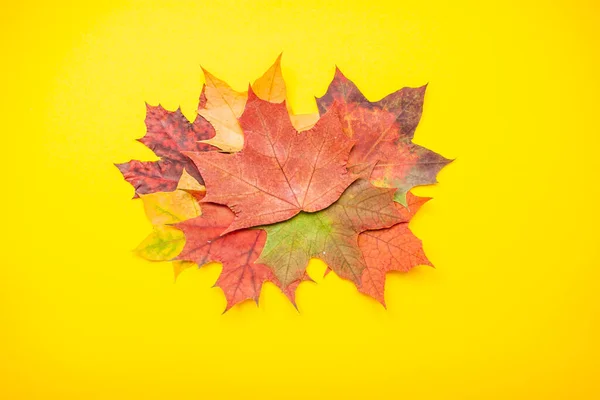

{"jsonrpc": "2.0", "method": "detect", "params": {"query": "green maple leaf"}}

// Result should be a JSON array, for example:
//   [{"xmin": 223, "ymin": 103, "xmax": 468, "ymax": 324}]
[{"xmin": 256, "ymin": 178, "xmax": 406, "ymax": 288}]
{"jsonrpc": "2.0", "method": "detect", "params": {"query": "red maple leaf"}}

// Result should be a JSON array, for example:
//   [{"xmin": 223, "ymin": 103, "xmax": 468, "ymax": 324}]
[
  {"xmin": 358, "ymin": 193, "xmax": 432, "ymax": 304},
  {"xmin": 316, "ymin": 68, "xmax": 451, "ymax": 205},
  {"xmin": 116, "ymin": 95, "xmax": 216, "ymax": 197},
  {"xmin": 185, "ymin": 89, "xmax": 356, "ymax": 234},
  {"xmin": 175, "ymin": 202, "xmax": 302, "ymax": 310}
]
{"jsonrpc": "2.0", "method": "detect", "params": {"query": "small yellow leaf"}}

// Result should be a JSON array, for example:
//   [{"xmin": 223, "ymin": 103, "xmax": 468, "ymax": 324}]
[
  {"xmin": 140, "ymin": 190, "xmax": 201, "ymax": 225},
  {"xmin": 135, "ymin": 226, "xmax": 186, "ymax": 261},
  {"xmin": 289, "ymin": 113, "xmax": 319, "ymax": 131},
  {"xmin": 198, "ymin": 68, "xmax": 246, "ymax": 152},
  {"xmin": 252, "ymin": 53, "xmax": 286, "ymax": 103},
  {"xmin": 177, "ymin": 168, "xmax": 205, "ymax": 193}
]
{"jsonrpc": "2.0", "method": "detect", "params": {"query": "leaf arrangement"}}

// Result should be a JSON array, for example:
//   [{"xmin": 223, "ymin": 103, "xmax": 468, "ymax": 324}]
[{"xmin": 117, "ymin": 56, "xmax": 450, "ymax": 310}]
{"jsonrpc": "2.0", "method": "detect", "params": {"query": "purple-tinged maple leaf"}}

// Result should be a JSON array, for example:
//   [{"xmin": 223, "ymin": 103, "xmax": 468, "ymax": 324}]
[
  {"xmin": 116, "ymin": 98, "xmax": 216, "ymax": 197},
  {"xmin": 316, "ymin": 68, "xmax": 451, "ymax": 205}
]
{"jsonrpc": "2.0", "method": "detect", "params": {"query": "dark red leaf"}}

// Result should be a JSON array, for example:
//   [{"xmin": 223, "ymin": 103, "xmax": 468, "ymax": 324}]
[
  {"xmin": 116, "ymin": 102, "xmax": 215, "ymax": 197},
  {"xmin": 316, "ymin": 68, "xmax": 450, "ymax": 205}
]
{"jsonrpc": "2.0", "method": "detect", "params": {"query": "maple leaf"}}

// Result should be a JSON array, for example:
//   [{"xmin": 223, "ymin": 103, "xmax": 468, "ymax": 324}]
[
  {"xmin": 116, "ymin": 103, "xmax": 216, "ymax": 197},
  {"xmin": 316, "ymin": 68, "xmax": 451, "ymax": 205},
  {"xmin": 197, "ymin": 69, "xmax": 247, "ymax": 152},
  {"xmin": 186, "ymin": 90, "xmax": 356, "ymax": 234},
  {"xmin": 198, "ymin": 54, "xmax": 287, "ymax": 152},
  {"xmin": 358, "ymin": 193, "xmax": 432, "ymax": 305},
  {"xmin": 140, "ymin": 187, "xmax": 202, "ymax": 225},
  {"xmin": 135, "ymin": 225, "xmax": 187, "ymax": 262},
  {"xmin": 256, "ymin": 178, "xmax": 403, "ymax": 288},
  {"xmin": 135, "ymin": 187, "xmax": 202, "ymax": 262},
  {"xmin": 175, "ymin": 203, "xmax": 277, "ymax": 310},
  {"xmin": 251, "ymin": 53, "xmax": 286, "ymax": 103}
]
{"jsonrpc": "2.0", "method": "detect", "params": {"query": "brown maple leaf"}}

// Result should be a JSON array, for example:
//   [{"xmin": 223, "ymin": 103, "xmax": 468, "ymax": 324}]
[
  {"xmin": 116, "ymin": 101, "xmax": 216, "ymax": 197},
  {"xmin": 316, "ymin": 68, "xmax": 451, "ymax": 205},
  {"xmin": 358, "ymin": 193, "xmax": 432, "ymax": 304},
  {"xmin": 185, "ymin": 89, "xmax": 356, "ymax": 234}
]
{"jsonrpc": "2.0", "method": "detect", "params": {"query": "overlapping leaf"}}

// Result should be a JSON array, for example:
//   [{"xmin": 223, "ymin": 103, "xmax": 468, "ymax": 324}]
[
  {"xmin": 316, "ymin": 68, "xmax": 451, "ymax": 205},
  {"xmin": 251, "ymin": 53, "xmax": 287, "ymax": 103},
  {"xmin": 257, "ymin": 178, "xmax": 403, "ymax": 288},
  {"xmin": 135, "ymin": 180, "xmax": 202, "ymax": 262},
  {"xmin": 198, "ymin": 54, "xmax": 288, "ymax": 152},
  {"xmin": 197, "ymin": 69, "xmax": 247, "ymax": 152},
  {"xmin": 187, "ymin": 90, "xmax": 356, "ymax": 234},
  {"xmin": 118, "ymin": 56, "xmax": 292, "ymax": 198},
  {"xmin": 175, "ymin": 203, "xmax": 292, "ymax": 309},
  {"xmin": 116, "ymin": 103, "xmax": 216, "ymax": 197},
  {"xmin": 358, "ymin": 193, "xmax": 432, "ymax": 304}
]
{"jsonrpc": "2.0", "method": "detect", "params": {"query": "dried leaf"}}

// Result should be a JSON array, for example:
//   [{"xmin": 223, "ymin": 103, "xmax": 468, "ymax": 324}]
[
  {"xmin": 197, "ymin": 69, "xmax": 247, "ymax": 152},
  {"xmin": 186, "ymin": 90, "xmax": 356, "ymax": 234},
  {"xmin": 251, "ymin": 53, "xmax": 286, "ymax": 103},
  {"xmin": 198, "ymin": 55, "xmax": 288, "ymax": 152},
  {"xmin": 176, "ymin": 168, "xmax": 205, "ymax": 193},
  {"xmin": 316, "ymin": 68, "xmax": 451, "ymax": 205},
  {"xmin": 176, "ymin": 168, "xmax": 206, "ymax": 202},
  {"xmin": 175, "ymin": 203, "xmax": 276, "ymax": 310},
  {"xmin": 115, "ymin": 104, "xmax": 215, "ymax": 197},
  {"xmin": 257, "ymin": 179, "xmax": 402, "ymax": 287},
  {"xmin": 358, "ymin": 193, "xmax": 432, "ymax": 304},
  {"xmin": 135, "ymin": 225, "xmax": 186, "ymax": 261},
  {"xmin": 140, "ymin": 189, "xmax": 201, "ymax": 225},
  {"xmin": 135, "ymin": 176, "xmax": 202, "ymax": 263}
]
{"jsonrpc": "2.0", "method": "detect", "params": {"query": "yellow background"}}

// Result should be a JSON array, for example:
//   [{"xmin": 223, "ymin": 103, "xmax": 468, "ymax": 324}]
[{"xmin": 1, "ymin": 0, "xmax": 599, "ymax": 398}]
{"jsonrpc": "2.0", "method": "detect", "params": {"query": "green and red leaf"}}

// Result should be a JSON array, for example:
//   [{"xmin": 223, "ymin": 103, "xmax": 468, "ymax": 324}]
[
  {"xmin": 257, "ymin": 178, "xmax": 403, "ymax": 288},
  {"xmin": 175, "ymin": 203, "xmax": 301, "ymax": 310}
]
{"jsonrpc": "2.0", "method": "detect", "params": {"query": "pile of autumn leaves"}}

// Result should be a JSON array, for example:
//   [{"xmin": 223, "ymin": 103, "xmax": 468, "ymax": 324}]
[{"xmin": 116, "ymin": 56, "xmax": 450, "ymax": 310}]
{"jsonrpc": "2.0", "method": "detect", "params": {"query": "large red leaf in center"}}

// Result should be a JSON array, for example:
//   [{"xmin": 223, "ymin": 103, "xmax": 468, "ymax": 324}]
[{"xmin": 185, "ymin": 89, "xmax": 356, "ymax": 234}]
